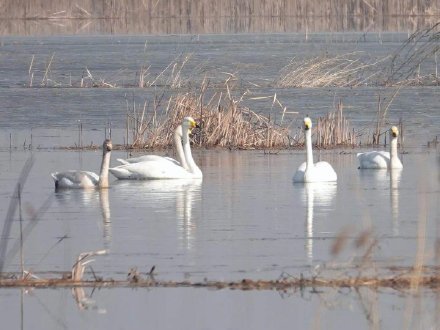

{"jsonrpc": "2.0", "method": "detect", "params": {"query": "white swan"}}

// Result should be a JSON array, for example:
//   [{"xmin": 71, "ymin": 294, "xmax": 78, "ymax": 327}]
[
  {"xmin": 109, "ymin": 117, "xmax": 202, "ymax": 179},
  {"xmin": 357, "ymin": 126, "xmax": 403, "ymax": 169},
  {"xmin": 51, "ymin": 139, "xmax": 112, "ymax": 189},
  {"xmin": 293, "ymin": 117, "xmax": 337, "ymax": 183},
  {"xmin": 116, "ymin": 125, "xmax": 188, "ymax": 170}
]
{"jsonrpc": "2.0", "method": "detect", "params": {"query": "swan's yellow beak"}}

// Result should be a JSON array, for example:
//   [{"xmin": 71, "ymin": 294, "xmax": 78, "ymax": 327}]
[
  {"xmin": 391, "ymin": 126, "xmax": 399, "ymax": 138},
  {"xmin": 190, "ymin": 119, "xmax": 198, "ymax": 129},
  {"xmin": 304, "ymin": 117, "xmax": 312, "ymax": 130}
]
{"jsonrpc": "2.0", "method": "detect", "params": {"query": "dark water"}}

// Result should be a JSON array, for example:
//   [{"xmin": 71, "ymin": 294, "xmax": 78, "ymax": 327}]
[{"xmin": 0, "ymin": 18, "xmax": 440, "ymax": 330}]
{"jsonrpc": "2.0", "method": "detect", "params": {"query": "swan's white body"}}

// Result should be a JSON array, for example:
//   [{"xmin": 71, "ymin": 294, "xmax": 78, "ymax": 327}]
[
  {"xmin": 51, "ymin": 139, "xmax": 112, "ymax": 189},
  {"xmin": 116, "ymin": 125, "xmax": 188, "ymax": 170},
  {"xmin": 357, "ymin": 126, "xmax": 403, "ymax": 169},
  {"xmin": 109, "ymin": 117, "xmax": 202, "ymax": 180},
  {"xmin": 293, "ymin": 117, "xmax": 337, "ymax": 183}
]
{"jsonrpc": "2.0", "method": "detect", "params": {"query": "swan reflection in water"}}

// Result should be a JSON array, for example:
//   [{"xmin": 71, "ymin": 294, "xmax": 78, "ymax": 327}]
[
  {"xmin": 298, "ymin": 182, "xmax": 337, "ymax": 264},
  {"xmin": 390, "ymin": 169, "xmax": 402, "ymax": 236},
  {"xmin": 54, "ymin": 188, "xmax": 112, "ymax": 249},
  {"xmin": 113, "ymin": 179, "xmax": 202, "ymax": 250},
  {"xmin": 358, "ymin": 169, "xmax": 402, "ymax": 236}
]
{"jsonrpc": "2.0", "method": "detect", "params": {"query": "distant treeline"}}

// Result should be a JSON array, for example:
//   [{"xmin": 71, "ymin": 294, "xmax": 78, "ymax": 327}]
[{"xmin": 0, "ymin": 0, "xmax": 439, "ymax": 35}]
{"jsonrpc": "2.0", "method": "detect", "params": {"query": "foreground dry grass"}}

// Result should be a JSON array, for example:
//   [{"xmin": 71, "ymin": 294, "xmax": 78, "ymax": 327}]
[{"xmin": 2, "ymin": 266, "xmax": 440, "ymax": 290}]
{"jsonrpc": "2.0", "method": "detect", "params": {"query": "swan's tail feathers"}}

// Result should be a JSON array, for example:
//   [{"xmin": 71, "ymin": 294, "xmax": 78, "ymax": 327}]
[
  {"xmin": 51, "ymin": 173, "xmax": 59, "ymax": 189},
  {"xmin": 116, "ymin": 158, "xmax": 129, "ymax": 165},
  {"xmin": 109, "ymin": 167, "xmax": 132, "ymax": 180}
]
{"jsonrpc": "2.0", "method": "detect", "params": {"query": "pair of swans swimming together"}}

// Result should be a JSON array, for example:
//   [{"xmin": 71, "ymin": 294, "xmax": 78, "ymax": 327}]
[
  {"xmin": 51, "ymin": 116, "xmax": 403, "ymax": 188},
  {"xmin": 293, "ymin": 117, "xmax": 403, "ymax": 183},
  {"xmin": 51, "ymin": 117, "xmax": 202, "ymax": 189}
]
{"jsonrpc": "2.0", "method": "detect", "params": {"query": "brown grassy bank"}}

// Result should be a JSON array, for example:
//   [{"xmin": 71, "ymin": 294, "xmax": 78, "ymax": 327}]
[{"xmin": 1, "ymin": 270, "xmax": 440, "ymax": 290}]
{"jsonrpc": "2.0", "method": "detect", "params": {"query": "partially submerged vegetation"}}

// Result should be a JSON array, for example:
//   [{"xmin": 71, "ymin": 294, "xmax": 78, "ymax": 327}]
[
  {"xmin": 3, "ymin": 267, "xmax": 440, "ymax": 290},
  {"xmin": 277, "ymin": 23, "xmax": 440, "ymax": 88},
  {"xmin": 125, "ymin": 80, "xmax": 292, "ymax": 150},
  {"xmin": 23, "ymin": 25, "xmax": 440, "ymax": 150}
]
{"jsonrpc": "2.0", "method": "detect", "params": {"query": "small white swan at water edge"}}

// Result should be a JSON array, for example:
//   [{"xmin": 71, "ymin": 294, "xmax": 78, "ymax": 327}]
[
  {"xmin": 357, "ymin": 126, "xmax": 403, "ymax": 169},
  {"xmin": 116, "ymin": 125, "xmax": 189, "ymax": 170},
  {"xmin": 109, "ymin": 117, "xmax": 202, "ymax": 179},
  {"xmin": 293, "ymin": 117, "xmax": 337, "ymax": 183},
  {"xmin": 51, "ymin": 139, "xmax": 112, "ymax": 189}
]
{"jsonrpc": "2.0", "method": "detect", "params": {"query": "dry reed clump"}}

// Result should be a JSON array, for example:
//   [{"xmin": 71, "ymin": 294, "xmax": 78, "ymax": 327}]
[
  {"xmin": 126, "ymin": 81, "xmax": 293, "ymax": 150},
  {"xmin": 276, "ymin": 52, "xmax": 381, "ymax": 88},
  {"xmin": 315, "ymin": 100, "xmax": 357, "ymax": 147},
  {"xmin": 386, "ymin": 22, "xmax": 440, "ymax": 86},
  {"xmin": 137, "ymin": 53, "xmax": 192, "ymax": 89}
]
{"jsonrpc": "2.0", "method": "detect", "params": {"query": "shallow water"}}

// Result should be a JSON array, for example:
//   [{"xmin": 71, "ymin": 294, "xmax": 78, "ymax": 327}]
[
  {"xmin": 0, "ymin": 33, "xmax": 439, "ymax": 149},
  {"xmin": 0, "ymin": 148, "xmax": 438, "ymax": 279},
  {"xmin": 0, "ymin": 147, "xmax": 439, "ymax": 329},
  {"xmin": 1, "ymin": 286, "xmax": 440, "ymax": 330}
]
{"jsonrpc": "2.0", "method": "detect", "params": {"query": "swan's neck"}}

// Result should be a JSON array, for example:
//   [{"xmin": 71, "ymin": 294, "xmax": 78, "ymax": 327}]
[
  {"xmin": 389, "ymin": 136, "xmax": 401, "ymax": 167},
  {"xmin": 182, "ymin": 129, "xmax": 202, "ymax": 177},
  {"xmin": 390, "ymin": 136, "xmax": 398, "ymax": 159},
  {"xmin": 305, "ymin": 129, "xmax": 314, "ymax": 169},
  {"xmin": 174, "ymin": 125, "xmax": 189, "ymax": 170},
  {"xmin": 98, "ymin": 150, "xmax": 111, "ymax": 188}
]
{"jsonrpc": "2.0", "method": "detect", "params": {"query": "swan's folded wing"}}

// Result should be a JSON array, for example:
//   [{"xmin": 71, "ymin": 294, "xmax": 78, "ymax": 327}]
[
  {"xmin": 117, "ymin": 155, "xmax": 180, "ymax": 166},
  {"xmin": 314, "ymin": 161, "xmax": 338, "ymax": 181},
  {"xmin": 51, "ymin": 170, "xmax": 99, "ymax": 188},
  {"xmin": 109, "ymin": 160, "xmax": 190, "ymax": 180},
  {"xmin": 357, "ymin": 151, "xmax": 390, "ymax": 169}
]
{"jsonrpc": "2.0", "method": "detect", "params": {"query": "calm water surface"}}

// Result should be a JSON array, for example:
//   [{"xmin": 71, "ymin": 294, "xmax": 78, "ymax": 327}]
[
  {"xmin": 0, "ymin": 31, "xmax": 439, "ymax": 329},
  {"xmin": 0, "ymin": 33, "xmax": 439, "ymax": 148},
  {"xmin": 0, "ymin": 147, "xmax": 438, "ymax": 329}
]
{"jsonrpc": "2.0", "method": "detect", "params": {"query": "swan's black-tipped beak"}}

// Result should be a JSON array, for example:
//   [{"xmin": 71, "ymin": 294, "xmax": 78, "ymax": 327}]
[{"xmin": 303, "ymin": 117, "xmax": 312, "ymax": 130}]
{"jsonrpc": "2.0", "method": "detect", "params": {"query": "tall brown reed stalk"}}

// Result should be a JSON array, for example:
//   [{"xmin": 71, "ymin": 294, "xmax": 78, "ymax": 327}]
[
  {"xmin": 315, "ymin": 100, "xmax": 357, "ymax": 147},
  {"xmin": 372, "ymin": 87, "xmax": 401, "ymax": 145}
]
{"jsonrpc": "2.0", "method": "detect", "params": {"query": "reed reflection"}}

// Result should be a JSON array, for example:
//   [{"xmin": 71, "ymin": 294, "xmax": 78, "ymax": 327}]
[
  {"xmin": 300, "ymin": 183, "xmax": 337, "ymax": 264},
  {"xmin": 113, "ymin": 179, "xmax": 202, "ymax": 250}
]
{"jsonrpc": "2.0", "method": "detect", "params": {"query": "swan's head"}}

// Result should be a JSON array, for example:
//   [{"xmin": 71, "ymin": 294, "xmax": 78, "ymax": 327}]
[
  {"xmin": 390, "ymin": 126, "xmax": 399, "ymax": 138},
  {"xmin": 182, "ymin": 117, "xmax": 198, "ymax": 130},
  {"xmin": 304, "ymin": 117, "xmax": 312, "ymax": 130},
  {"xmin": 103, "ymin": 139, "xmax": 113, "ymax": 152}
]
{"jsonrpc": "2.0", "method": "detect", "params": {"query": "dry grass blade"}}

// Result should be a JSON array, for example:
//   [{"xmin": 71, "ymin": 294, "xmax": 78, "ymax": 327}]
[
  {"xmin": 0, "ymin": 157, "xmax": 34, "ymax": 274},
  {"xmin": 386, "ymin": 22, "xmax": 440, "ymax": 86},
  {"xmin": 71, "ymin": 250, "xmax": 107, "ymax": 282},
  {"xmin": 277, "ymin": 52, "xmax": 380, "ymax": 88}
]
